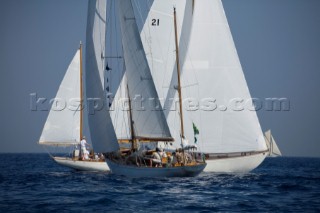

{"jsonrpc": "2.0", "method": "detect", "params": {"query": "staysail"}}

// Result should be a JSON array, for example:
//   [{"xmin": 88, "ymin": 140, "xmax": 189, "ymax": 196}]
[
  {"xmin": 39, "ymin": 50, "xmax": 81, "ymax": 146},
  {"xmin": 117, "ymin": 0, "xmax": 172, "ymax": 141},
  {"xmin": 85, "ymin": 0, "xmax": 119, "ymax": 152}
]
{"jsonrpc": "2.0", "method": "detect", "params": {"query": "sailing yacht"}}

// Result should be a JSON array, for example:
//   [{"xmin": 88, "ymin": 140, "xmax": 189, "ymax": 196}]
[
  {"xmin": 264, "ymin": 130, "xmax": 282, "ymax": 157},
  {"xmin": 38, "ymin": 43, "xmax": 109, "ymax": 172},
  {"xmin": 103, "ymin": 0, "xmax": 206, "ymax": 178},
  {"xmin": 38, "ymin": 0, "xmax": 115, "ymax": 172},
  {"xmin": 135, "ymin": 0, "xmax": 269, "ymax": 172}
]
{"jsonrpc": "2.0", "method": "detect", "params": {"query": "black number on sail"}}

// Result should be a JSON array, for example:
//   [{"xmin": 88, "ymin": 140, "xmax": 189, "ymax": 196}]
[{"xmin": 151, "ymin": 19, "xmax": 159, "ymax": 26}]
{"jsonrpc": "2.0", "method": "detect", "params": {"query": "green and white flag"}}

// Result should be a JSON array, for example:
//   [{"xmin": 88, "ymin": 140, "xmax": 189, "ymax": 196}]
[{"xmin": 193, "ymin": 122, "xmax": 199, "ymax": 144}]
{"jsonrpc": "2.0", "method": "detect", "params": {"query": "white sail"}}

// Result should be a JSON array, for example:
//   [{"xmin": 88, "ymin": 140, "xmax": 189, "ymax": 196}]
[
  {"xmin": 85, "ymin": 0, "xmax": 119, "ymax": 153},
  {"xmin": 117, "ymin": 0, "xmax": 172, "ymax": 141},
  {"xmin": 110, "ymin": 73, "xmax": 130, "ymax": 139},
  {"xmin": 105, "ymin": 1, "xmax": 129, "ymax": 140},
  {"xmin": 183, "ymin": 0, "xmax": 267, "ymax": 153},
  {"xmin": 39, "ymin": 50, "xmax": 81, "ymax": 146},
  {"xmin": 164, "ymin": 0, "xmax": 267, "ymax": 153},
  {"xmin": 264, "ymin": 130, "xmax": 271, "ymax": 150},
  {"xmin": 136, "ymin": 0, "xmax": 192, "ymax": 105},
  {"xmin": 271, "ymin": 135, "xmax": 281, "ymax": 156},
  {"xmin": 264, "ymin": 130, "xmax": 282, "ymax": 156}
]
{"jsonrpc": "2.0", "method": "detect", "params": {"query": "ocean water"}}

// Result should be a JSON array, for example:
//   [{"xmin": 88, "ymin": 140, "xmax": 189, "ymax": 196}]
[{"xmin": 0, "ymin": 154, "xmax": 319, "ymax": 212}]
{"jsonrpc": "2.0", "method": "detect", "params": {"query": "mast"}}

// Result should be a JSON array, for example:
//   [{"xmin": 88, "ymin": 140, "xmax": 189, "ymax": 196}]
[
  {"xmin": 127, "ymin": 84, "xmax": 136, "ymax": 151},
  {"xmin": 173, "ymin": 8, "xmax": 185, "ymax": 139},
  {"xmin": 79, "ymin": 41, "xmax": 83, "ymax": 140},
  {"xmin": 174, "ymin": 7, "xmax": 187, "ymax": 165}
]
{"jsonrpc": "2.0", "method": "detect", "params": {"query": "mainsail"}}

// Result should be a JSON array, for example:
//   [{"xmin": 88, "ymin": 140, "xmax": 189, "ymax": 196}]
[
  {"xmin": 117, "ymin": 0, "xmax": 172, "ymax": 141},
  {"xmin": 85, "ymin": 0, "xmax": 119, "ymax": 153},
  {"xmin": 39, "ymin": 50, "xmax": 81, "ymax": 146}
]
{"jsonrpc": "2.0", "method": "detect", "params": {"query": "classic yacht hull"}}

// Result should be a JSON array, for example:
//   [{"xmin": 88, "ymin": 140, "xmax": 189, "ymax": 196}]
[
  {"xmin": 204, "ymin": 151, "xmax": 267, "ymax": 173},
  {"xmin": 106, "ymin": 159, "xmax": 206, "ymax": 178},
  {"xmin": 53, "ymin": 157, "xmax": 109, "ymax": 172}
]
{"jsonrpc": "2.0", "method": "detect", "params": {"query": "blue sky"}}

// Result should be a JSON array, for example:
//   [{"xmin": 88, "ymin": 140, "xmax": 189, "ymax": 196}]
[{"xmin": 0, "ymin": 0, "xmax": 319, "ymax": 157}]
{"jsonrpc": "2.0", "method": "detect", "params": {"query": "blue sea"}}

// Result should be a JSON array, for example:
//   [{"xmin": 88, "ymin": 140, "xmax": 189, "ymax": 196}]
[{"xmin": 0, "ymin": 154, "xmax": 319, "ymax": 212}]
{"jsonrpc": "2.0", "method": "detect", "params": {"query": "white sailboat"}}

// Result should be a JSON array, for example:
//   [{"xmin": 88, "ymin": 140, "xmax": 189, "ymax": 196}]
[
  {"xmin": 38, "ymin": 0, "xmax": 114, "ymax": 172},
  {"xmin": 264, "ymin": 130, "xmax": 282, "ymax": 157},
  {"xmin": 104, "ymin": 0, "xmax": 206, "ymax": 177},
  {"xmin": 135, "ymin": 0, "xmax": 268, "ymax": 172},
  {"xmin": 38, "ymin": 43, "xmax": 109, "ymax": 172}
]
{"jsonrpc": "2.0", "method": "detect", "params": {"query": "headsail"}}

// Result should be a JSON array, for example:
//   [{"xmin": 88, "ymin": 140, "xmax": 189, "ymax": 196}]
[
  {"xmin": 117, "ymin": 0, "xmax": 172, "ymax": 141},
  {"xmin": 85, "ymin": 0, "xmax": 119, "ymax": 153},
  {"xmin": 181, "ymin": 0, "xmax": 267, "ymax": 152},
  {"xmin": 39, "ymin": 50, "xmax": 81, "ymax": 146},
  {"xmin": 264, "ymin": 130, "xmax": 282, "ymax": 156},
  {"xmin": 165, "ymin": 0, "xmax": 267, "ymax": 153}
]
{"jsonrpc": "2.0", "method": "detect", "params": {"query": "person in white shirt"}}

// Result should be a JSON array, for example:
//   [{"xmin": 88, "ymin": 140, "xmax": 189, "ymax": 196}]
[{"xmin": 80, "ymin": 136, "xmax": 89, "ymax": 160}]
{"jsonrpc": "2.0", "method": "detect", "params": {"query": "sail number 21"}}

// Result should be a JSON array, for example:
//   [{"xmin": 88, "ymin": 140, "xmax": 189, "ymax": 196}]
[{"xmin": 151, "ymin": 19, "xmax": 160, "ymax": 26}]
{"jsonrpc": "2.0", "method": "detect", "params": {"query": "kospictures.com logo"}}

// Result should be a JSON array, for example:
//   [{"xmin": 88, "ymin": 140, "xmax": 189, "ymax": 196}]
[{"xmin": 30, "ymin": 93, "xmax": 290, "ymax": 114}]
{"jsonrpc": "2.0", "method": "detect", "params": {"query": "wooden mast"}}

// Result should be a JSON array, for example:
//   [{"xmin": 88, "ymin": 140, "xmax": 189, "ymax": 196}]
[
  {"xmin": 79, "ymin": 41, "xmax": 84, "ymax": 140},
  {"xmin": 127, "ymin": 84, "xmax": 136, "ymax": 151},
  {"xmin": 173, "ymin": 8, "xmax": 185, "ymax": 139},
  {"xmin": 174, "ymin": 8, "xmax": 187, "ymax": 165}
]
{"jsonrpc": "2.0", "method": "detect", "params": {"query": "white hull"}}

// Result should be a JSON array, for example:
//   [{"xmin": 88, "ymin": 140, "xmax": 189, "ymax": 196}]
[
  {"xmin": 106, "ymin": 159, "xmax": 206, "ymax": 178},
  {"xmin": 204, "ymin": 152, "xmax": 267, "ymax": 173},
  {"xmin": 53, "ymin": 157, "xmax": 109, "ymax": 172}
]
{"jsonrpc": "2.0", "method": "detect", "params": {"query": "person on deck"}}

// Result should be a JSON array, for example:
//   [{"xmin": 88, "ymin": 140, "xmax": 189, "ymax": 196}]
[
  {"xmin": 151, "ymin": 148, "xmax": 162, "ymax": 167},
  {"xmin": 169, "ymin": 152, "xmax": 178, "ymax": 167},
  {"xmin": 175, "ymin": 149, "xmax": 183, "ymax": 165},
  {"xmin": 80, "ymin": 136, "xmax": 90, "ymax": 160},
  {"xmin": 158, "ymin": 148, "xmax": 167, "ymax": 158}
]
